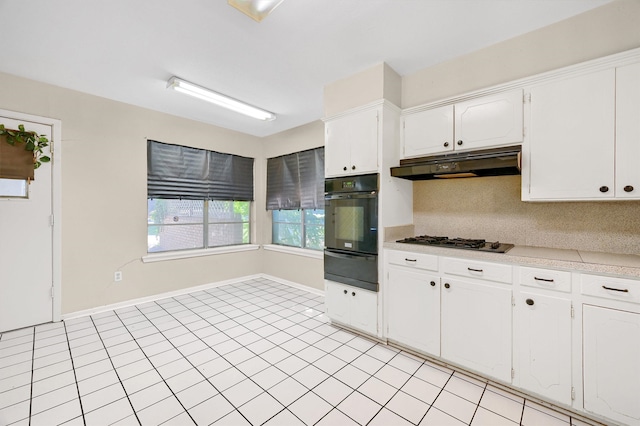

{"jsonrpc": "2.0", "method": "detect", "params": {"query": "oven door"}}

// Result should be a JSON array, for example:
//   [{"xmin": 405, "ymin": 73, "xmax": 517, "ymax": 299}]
[
  {"xmin": 324, "ymin": 192, "xmax": 378, "ymax": 254},
  {"xmin": 324, "ymin": 249, "xmax": 378, "ymax": 292}
]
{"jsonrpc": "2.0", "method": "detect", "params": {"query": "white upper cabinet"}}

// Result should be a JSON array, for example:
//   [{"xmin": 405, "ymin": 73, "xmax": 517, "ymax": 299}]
[
  {"xmin": 401, "ymin": 105, "xmax": 454, "ymax": 157},
  {"xmin": 401, "ymin": 89, "xmax": 523, "ymax": 158},
  {"xmin": 615, "ymin": 62, "xmax": 640, "ymax": 199},
  {"xmin": 526, "ymin": 69, "xmax": 616, "ymax": 200},
  {"xmin": 525, "ymin": 62, "xmax": 640, "ymax": 201},
  {"xmin": 325, "ymin": 107, "xmax": 379, "ymax": 177},
  {"xmin": 454, "ymin": 90, "xmax": 524, "ymax": 151}
]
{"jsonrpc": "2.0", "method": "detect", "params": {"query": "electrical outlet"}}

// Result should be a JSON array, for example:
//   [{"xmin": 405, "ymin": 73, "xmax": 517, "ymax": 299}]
[{"xmin": 114, "ymin": 271, "xmax": 122, "ymax": 282}]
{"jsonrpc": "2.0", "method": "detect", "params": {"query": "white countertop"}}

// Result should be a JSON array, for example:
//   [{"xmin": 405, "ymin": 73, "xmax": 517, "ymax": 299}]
[{"xmin": 384, "ymin": 241, "xmax": 640, "ymax": 279}]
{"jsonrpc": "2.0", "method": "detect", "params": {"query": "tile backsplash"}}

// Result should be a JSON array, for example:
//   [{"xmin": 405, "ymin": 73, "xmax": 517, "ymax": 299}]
[{"xmin": 412, "ymin": 175, "xmax": 640, "ymax": 255}]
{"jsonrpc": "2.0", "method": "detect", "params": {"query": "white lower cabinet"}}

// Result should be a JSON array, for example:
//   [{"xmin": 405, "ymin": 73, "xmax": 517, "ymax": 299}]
[
  {"xmin": 325, "ymin": 280, "xmax": 377, "ymax": 336},
  {"xmin": 583, "ymin": 304, "xmax": 640, "ymax": 425},
  {"xmin": 515, "ymin": 291, "xmax": 572, "ymax": 405},
  {"xmin": 441, "ymin": 277, "xmax": 512, "ymax": 382},
  {"xmin": 387, "ymin": 267, "xmax": 440, "ymax": 356}
]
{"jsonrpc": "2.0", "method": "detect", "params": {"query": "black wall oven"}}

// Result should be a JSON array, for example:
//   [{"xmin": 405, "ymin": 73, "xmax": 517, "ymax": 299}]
[{"xmin": 324, "ymin": 174, "xmax": 379, "ymax": 292}]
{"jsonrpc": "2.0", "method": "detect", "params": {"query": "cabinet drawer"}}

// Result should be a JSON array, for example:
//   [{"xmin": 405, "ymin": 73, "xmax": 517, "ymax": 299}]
[
  {"xmin": 520, "ymin": 267, "xmax": 571, "ymax": 293},
  {"xmin": 387, "ymin": 250, "xmax": 438, "ymax": 271},
  {"xmin": 442, "ymin": 257, "xmax": 512, "ymax": 284},
  {"xmin": 581, "ymin": 274, "xmax": 640, "ymax": 305}
]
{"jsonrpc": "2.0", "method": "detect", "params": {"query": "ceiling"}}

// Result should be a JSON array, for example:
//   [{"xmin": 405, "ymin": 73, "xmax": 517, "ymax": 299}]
[{"xmin": 0, "ymin": 0, "xmax": 610, "ymax": 138}]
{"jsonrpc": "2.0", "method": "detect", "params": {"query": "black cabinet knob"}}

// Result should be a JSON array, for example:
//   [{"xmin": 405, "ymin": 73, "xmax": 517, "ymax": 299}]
[
  {"xmin": 443, "ymin": 142, "xmax": 449, "ymax": 147},
  {"xmin": 343, "ymin": 290, "xmax": 347, "ymax": 294},
  {"xmin": 624, "ymin": 185, "xmax": 634, "ymax": 193},
  {"xmin": 430, "ymin": 281, "xmax": 436, "ymax": 287},
  {"xmin": 457, "ymin": 140, "xmax": 463, "ymax": 146},
  {"xmin": 352, "ymin": 291, "xmax": 356, "ymax": 296},
  {"xmin": 526, "ymin": 298, "xmax": 535, "ymax": 306},
  {"xmin": 351, "ymin": 165, "xmax": 356, "ymax": 170},
  {"xmin": 444, "ymin": 283, "xmax": 450, "ymax": 289},
  {"xmin": 343, "ymin": 166, "xmax": 347, "ymax": 171},
  {"xmin": 599, "ymin": 186, "xmax": 609, "ymax": 193}
]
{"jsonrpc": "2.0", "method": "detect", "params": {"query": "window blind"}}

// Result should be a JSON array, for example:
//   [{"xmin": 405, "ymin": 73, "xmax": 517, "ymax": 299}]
[
  {"xmin": 266, "ymin": 147, "xmax": 324, "ymax": 210},
  {"xmin": 147, "ymin": 140, "xmax": 254, "ymax": 201}
]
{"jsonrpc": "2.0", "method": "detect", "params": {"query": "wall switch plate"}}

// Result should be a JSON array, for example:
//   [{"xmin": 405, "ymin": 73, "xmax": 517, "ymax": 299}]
[{"xmin": 114, "ymin": 271, "xmax": 122, "ymax": 282}]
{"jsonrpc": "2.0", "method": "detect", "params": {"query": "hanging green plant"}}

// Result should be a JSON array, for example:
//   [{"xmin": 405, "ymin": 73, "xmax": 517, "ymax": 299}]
[{"xmin": 0, "ymin": 123, "xmax": 50, "ymax": 169}]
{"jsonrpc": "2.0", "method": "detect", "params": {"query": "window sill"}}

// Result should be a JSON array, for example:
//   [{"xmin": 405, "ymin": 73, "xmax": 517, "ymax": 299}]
[
  {"xmin": 142, "ymin": 244, "xmax": 260, "ymax": 263},
  {"xmin": 263, "ymin": 244, "xmax": 323, "ymax": 260}
]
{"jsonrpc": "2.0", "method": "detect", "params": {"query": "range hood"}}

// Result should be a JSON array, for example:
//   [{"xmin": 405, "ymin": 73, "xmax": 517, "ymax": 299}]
[{"xmin": 390, "ymin": 145, "xmax": 521, "ymax": 181}]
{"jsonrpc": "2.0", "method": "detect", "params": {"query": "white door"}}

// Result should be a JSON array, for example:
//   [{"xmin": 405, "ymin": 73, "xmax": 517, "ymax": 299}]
[
  {"xmin": 441, "ymin": 278, "xmax": 512, "ymax": 382},
  {"xmin": 0, "ymin": 117, "xmax": 53, "ymax": 332},
  {"xmin": 402, "ymin": 105, "xmax": 454, "ymax": 158},
  {"xmin": 454, "ymin": 89, "xmax": 523, "ymax": 151},
  {"xmin": 615, "ymin": 62, "xmax": 640, "ymax": 199},
  {"xmin": 325, "ymin": 281, "xmax": 350, "ymax": 325},
  {"xmin": 349, "ymin": 287, "xmax": 377, "ymax": 336},
  {"xmin": 583, "ymin": 305, "xmax": 640, "ymax": 425},
  {"xmin": 387, "ymin": 267, "xmax": 440, "ymax": 356},
  {"xmin": 516, "ymin": 292, "xmax": 572, "ymax": 404}
]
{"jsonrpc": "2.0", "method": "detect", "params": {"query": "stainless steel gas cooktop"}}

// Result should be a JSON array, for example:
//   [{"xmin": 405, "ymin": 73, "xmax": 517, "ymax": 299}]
[{"xmin": 396, "ymin": 235, "xmax": 514, "ymax": 253}]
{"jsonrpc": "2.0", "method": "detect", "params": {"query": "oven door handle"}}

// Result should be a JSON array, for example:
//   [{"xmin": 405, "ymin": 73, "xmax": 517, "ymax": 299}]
[
  {"xmin": 325, "ymin": 192, "xmax": 377, "ymax": 200},
  {"xmin": 324, "ymin": 250, "xmax": 376, "ymax": 260}
]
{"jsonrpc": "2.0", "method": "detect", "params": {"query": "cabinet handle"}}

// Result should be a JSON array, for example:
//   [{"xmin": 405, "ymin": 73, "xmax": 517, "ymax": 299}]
[
  {"xmin": 444, "ymin": 283, "xmax": 450, "ymax": 289},
  {"xmin": 430, "ymin": 281, "xmax": 436, "ymax": 287},
  {"xmin": 599, "ymin": 186, "xmax": 609, "ymax": 193},
  {"xmin": 352, "ymin": 291, "xmax": 356, "ymax": 296},
  {"xmin": 457, "ymin": 140, "xmax": 463, "ymax": 146},
  {"xmin": 405, "ymin": 258, "xmax": 417, "ymax": 262},
  {"xmin": 467, "ymin": 267, "xmax": 483, "ymax": 273},
  {"xmin": 343, "ymin": 289, "xmax": 347, "ymax": 294},
  {"xmin": 343, "ymin": 166, "xmax": 347, "ymax": 171},
  {"xmin": 624, "ymin": 185, "xmax": 634, "ymax": 193},
  {"xmin": 443, "ymin": 142, "xmax": 449, "ymax": 147},
  {"xmin": 351, "ymin": 165, "xmax": 356, "ymax": 170},
  {"xmin": 602, "ymin": 285, "xmax": 629, "ymax": 293},
  {"xmin": 534, "ymin": 276, "xmax": 555, "ymax": 283},
  {"xmin": 526, "ymin": 298, "xmax": 535, "ymax": 306}
]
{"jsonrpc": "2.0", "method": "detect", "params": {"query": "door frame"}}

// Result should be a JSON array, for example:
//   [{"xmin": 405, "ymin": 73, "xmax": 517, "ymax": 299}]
[{"xmin": 1, "ymin": 108, "xmax": 62, "ymax": 324}]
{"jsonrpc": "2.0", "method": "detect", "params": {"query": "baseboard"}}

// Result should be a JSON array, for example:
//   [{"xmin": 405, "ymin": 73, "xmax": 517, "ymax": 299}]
[{"xmin": 62, "ymin": 273, "xmax": 323, "ymax": 321}]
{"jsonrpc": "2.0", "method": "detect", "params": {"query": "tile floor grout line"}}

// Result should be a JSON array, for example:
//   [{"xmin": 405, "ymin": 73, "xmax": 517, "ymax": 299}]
[
  {"xmin": 63, "ymin": 321, "xmax": 87, "ymax": 426},
  {"xmin": 467, "ymin": 380, "xmax": 488, "ymax": 425},
  {"xmin": 88, "ymin": 315, "xmax": 142, "ymax": 426},
  {"xmin": 130, "ymin": 297, "xmax": 252, "ymax": 425}
]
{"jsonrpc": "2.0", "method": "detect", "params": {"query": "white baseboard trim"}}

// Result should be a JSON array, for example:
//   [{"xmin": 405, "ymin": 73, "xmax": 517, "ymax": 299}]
[{"xmin": 62, "ymin": 273, "xmax": 323, "ymax": 321}]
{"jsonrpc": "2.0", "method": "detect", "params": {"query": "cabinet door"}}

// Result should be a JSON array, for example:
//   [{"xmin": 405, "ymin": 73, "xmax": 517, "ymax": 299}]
[
  {"xmin": 325, "ymin": 108, "xmax": 379, "ymax": 177},
  {"xmin": 441, "ymin": 278, "xmax": 512, "ymax": 382},
  {"xmin": 348, "ymin": 108, "xmax": 379, "ymax": 175},
  {"xmin": 349, "ymin": 287, "xmax": 378, "ymax": 336},
  {"xmin": 528, "ymin": 69, "xmax": 615, "ymax": 200},
  {"xmin": 387, "ymin": 267, "xmax": 440, "ymax": 356},
  {"xmin": 616, "ymin": 62, "xmax": 640, "ymax": 199},
  {"xmin": 325, "ymin": 281, "xmax": 350, "ymax": 325},
  {"xmin": 325, "ymin": 116, "xmax": 355, "ymax": 177},
  {"xmin": 402, "ymin": 105, "xmax": 454, "ymax": 158},
  {"xmin": 583, "ymin": 305, "xmax": 640, "ymax": 425},
  {"xmin": 516, "ymin": 292, "xmax": 572, "ymax": 405},
  {"xmin": 454, "ymin": 89, "xmax": 523, "ymax": 151}
]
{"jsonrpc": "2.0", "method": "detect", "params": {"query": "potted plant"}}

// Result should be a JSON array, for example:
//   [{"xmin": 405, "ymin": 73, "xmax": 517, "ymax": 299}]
[{"xmin": 0, "ymin": 123, "xmax": 50, "ymax": 169}]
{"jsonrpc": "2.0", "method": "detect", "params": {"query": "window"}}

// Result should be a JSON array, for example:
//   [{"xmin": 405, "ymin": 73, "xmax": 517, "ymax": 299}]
[
  {"xmin": 0, "ymin": 178, "xmax": 28, "ymax": 198},
  {"xmin": 272, "ymin": 209, "xmax": 324, "ymax": 250},
  {"xmin": 147, "ymin": 140, "xmax": 253, "ymax": 253},
  {"xmin": 267, "ymin": 147, "xmax": 324, "ymax": 251}
]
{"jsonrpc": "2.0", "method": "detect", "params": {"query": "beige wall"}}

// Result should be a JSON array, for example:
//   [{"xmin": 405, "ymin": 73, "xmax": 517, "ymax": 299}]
[
  {"xmin": 0, "ymin": 72, "xmax": 265, "ymax": 314},
  {"xmin": 260, "ymin": 121, "xmax": 325, "ymax": 291},
  {"xmin": 405, "ymin": 0, "xmax": 640, "ymax": 256},
  {"xmin": 402, "ymin": 0, "xmax": 640, "ymax": 108}
]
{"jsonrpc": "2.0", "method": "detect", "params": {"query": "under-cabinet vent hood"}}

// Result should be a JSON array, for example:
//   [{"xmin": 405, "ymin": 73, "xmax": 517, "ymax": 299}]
[{"xmin": 390, "ymin": 145, "xmax": 521, "ymax": 181}]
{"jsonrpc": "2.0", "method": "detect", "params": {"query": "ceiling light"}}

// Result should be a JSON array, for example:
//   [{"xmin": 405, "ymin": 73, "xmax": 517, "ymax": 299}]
[
  {"xmin": 228, "ymin": 0, "xmax": 284, "ymax": 22},
  {"xmin": 167, "ymin": 76, "xmax": 276, "ymax": 121}
]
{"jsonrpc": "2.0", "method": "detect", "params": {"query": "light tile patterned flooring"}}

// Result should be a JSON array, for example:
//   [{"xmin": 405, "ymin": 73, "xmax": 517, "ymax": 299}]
[{"xmin": 0, "ymin": 278, "xmax": 597, "ymax": 426}]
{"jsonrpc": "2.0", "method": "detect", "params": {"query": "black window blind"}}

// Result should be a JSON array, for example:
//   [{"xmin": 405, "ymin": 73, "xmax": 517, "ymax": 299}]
[
  {"xmin": 147, "ymin": 140, "xmax": 254, "ymax": 201},
  {"xmin": 266, "ymin": 147, "xmax": 324, "ymax": 210}
]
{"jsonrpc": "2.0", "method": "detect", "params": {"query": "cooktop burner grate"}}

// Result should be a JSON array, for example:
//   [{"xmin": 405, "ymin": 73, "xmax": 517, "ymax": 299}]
[{"xmin": 396, "ymin": 235, "xmax": 514, "ymax": 253}]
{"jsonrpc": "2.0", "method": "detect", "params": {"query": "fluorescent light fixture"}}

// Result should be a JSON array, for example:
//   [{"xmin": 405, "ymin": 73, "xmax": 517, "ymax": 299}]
[
  {"xmin": 228, "ymin": 0, "xmax": 284, "ymax": 22},
  {"xmin": 167, "ymin": 76, "xmax": 276, "ymax": 121}
]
